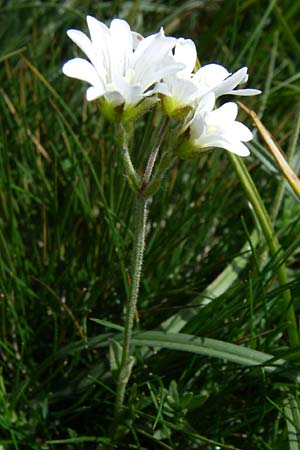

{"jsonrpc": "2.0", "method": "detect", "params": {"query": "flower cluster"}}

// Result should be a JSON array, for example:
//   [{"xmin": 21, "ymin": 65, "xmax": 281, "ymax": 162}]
[{"xmin": 62, "ymin": 16, "xmax": 260, "ymax": 157}]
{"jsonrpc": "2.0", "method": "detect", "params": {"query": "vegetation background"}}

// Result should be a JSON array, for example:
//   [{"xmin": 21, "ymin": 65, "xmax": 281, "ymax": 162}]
[{"xmin": 1, "ymin": 0, "xmax": 300, "ymax": 448}]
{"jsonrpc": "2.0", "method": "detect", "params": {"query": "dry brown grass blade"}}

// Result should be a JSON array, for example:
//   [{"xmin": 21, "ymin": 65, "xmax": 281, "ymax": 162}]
[
  {"xmin": 1, "ymin": 87, "xmax": 50, "ymax": 160},
  {"xmin": 238, "ymin": 101, "xmax": 300, "ymax": 197}
]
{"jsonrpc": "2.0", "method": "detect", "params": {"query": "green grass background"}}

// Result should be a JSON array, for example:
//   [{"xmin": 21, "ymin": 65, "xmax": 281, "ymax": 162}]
[{"xmin": 1, "ymin": 0, "xmax": 300, "ymax": 448}]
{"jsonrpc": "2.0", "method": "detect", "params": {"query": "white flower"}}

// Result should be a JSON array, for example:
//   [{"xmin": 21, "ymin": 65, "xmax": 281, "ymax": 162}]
[
  {"xmin": 191, "ymin": 94, "xmax": 253, "ymax": 155},
  {"xmin": 62, "ymin": 16, "xmax": 181, "ymax": 118},
  {"xmin": 161, "ymin": 39, "xmax": 260, "ymax": 118},
  {"xmin": 193, "ymin": 64, "xmax": 261, "ymax": 98},
  {"xmin": 162, "ymin": 38, "xmax": 200, "ymax": 118},
  {"xmin": 177, "ymin": 93, "xmax": 253, "ymax": 157}
]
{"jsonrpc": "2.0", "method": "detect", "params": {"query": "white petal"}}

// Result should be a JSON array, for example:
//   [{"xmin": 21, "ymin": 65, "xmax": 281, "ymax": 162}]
[
  {"xmin": 195, "ymin": 92, "xmax": 215, "ymax": 113},
  {"xmin": 62, "ymin": 58, "xmax": 103, "ymax": 89},
  {"xmin": 66, "ymin": 29, "xmax": 107, "ymax": 87},
  {"xmin": 103, "ymin": 90, "xmax": 125, "ymax": 106},
  {"xmin": 132, "ymin": 28, "xmax": 165, "ymax": 61},
  {"xmin": 124, "ymin": 85, "xmax": 143, "ymax": 104},
  {"xmin": 86, "ymin": 15, "xmax": 110, "ymax": 44},
  {"xmin": 218, "ymin": 138, "xmax": 250, "ymax": 156},
  {"xmin": 110, "ymin": 19, "xmax": 132, "ymax": 51},
  {"xmin": 168, "ymin": 77, "xmax": 199, "ymax": 103},
  {"xmin": 227, "ymin": 88, "xmax": 262, "ymax": 96},
  {"xmin": 147, "ymin": 81, "xmax": 172, "ymax": 97},
  {"xmin": 109, "ymin": 73, "xmax": 141, "ymax": 105},
  {"xmin": 66, "ymin": 29, "xmax": 95, "ymax": 62},
  {"xmin": 86, "ymin": 86, "xmax": 103, "ymax": 101},
  {"xmin": 213, "ymin": 67, "xmax": 248, "ymax": 97},
  {"xmin": 190, "ymin": 113, "xmax": 206, "ymax": 139},
  {"xmin": 132, "ymin": 31, "xmax": 144, "ymax": 50},
  {"xmin": 230, "ymin": 67, "xmax": 248, "ymax": 83},
  {"xmin": 174, "ymin": 38, "xmax": 197, "ymax": 75},
  {"xmin": 224, "ymin": 140, "xmax": 250, "ymax": 156},
  {"xmin": 143, "ymin": 27, "xmax": 176, "ymax": 59},
  {"xmin": 86, "ymin": 15, "xmax": 111, "ymax": 77},
  {"xmin": 231, "ymin": 122, "xmax": 253, "ymax": 141},
  {"xmin": 194, "ymin": 64, "xmax": 229, "ymax": 86},
  {"xmin": 153, "ymin": 61, "xmax": 184, "ymax": 84},
  {"xmin": 207, "ymin": 102, "xmax": 238, "ymax": 125},
  {"xmin": 133, "ymin": 29, "xmax": 177, "ymax": 89},
  {"xmin": 110, "ymin": 19, "xmax": 133, "ymax": 72},
  {"xmin": 196, "ymin": 135, "xmax": 250, "ymax": 156},
  {"xmin": 111, "ymin": 71, "xmax": 129, "ymax": 96},
  {"xmin": 194, "ymin": 134, "xmax": 222, "ymax": 149}
]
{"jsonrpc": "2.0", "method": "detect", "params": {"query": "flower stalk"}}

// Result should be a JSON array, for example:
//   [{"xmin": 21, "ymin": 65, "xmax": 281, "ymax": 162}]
[
  {"xmin": 118, "ymin": 125, "xmax": 141, "ymax": 191},
  {"xmin": 111, "ymin": 118, "xmax": 172, "ymax": 437},
  {"xmin": 141, "ymin": 117, "xmax": 169, "ymax": 190},
  {"xmin": 112, "ymin": 194, "xmax": 148, "ymax": 435}
]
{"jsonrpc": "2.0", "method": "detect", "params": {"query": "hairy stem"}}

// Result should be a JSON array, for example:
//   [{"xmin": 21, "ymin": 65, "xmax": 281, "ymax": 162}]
[
  {"xmin": 142, "ymin": 117, "xmax": 169, "ymax": 190},
  {"xmin": 119, "ymin": 124, "xmax": 141, "ymax": 191},
  {"xmin": 111, "ymin": 119, "xmax": 170, "ymax": 439},
  {"xmin": 111, "ymin": 194, "xmax": 148, "ymax": 436}
]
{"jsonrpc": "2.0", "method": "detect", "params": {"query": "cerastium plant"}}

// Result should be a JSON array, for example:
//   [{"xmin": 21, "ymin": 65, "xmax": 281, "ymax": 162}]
[{"xmin": 62, "ymin": 14, "xmax": 295, "ymax": 441}]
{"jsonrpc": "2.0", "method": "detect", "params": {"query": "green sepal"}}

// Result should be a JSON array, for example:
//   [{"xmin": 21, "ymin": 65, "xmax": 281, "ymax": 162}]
[
  {"xmin": 123, "ymin": 96, "xmax": 159, "ymax": 122},
  {"xmin": 175, "ymin": 136, "xmax": 206, "ymax": 160},
  {"xmin": 161, "ymin": 96, "xmax": 193, "ymax": 120},
  {"xmin": 100, "ymin": 100, "xmax": 124, "ymax": 123},
  {"xmin": 99, "ymin": 96, "xmax": 158, "ymax": 124}
]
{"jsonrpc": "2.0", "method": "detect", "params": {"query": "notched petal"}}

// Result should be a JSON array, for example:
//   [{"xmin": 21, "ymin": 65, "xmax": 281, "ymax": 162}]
[{"xmin": 62, "ymin": 58, "xmax": 101, "ymax": 89}]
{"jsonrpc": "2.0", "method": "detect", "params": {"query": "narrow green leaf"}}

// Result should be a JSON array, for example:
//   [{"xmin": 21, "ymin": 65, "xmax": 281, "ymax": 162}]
[
  {"xmin": 47, "ymin": 436, "xmax": 110, "ymax": 444},
  {"xmin": 90, "ymin": 318, "xmax": 124, "ymax": 332},
  {"xmin": 284, "ymin": 394, "xmax": 300, "ymax": 450},
  {"xmin": 160, "ymin": 229, "xmax": 259, "ymax": 333},
  {"xmin": 132, "ymin": 331, "xmax": 297, "ymax": 378}
]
